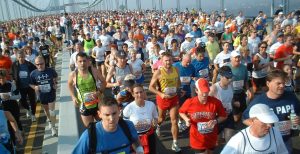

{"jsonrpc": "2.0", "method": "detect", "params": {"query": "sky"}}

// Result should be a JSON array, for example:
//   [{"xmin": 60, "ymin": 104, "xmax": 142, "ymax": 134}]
[{"xmin": 0, "ymin": 0, "xmax": 299, "ymax": 21}]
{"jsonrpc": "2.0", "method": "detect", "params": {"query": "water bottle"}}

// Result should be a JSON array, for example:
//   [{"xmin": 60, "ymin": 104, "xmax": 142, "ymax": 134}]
[{"xmin": 290, "ymin": 108, "xmax": 298, "ymax": 130}]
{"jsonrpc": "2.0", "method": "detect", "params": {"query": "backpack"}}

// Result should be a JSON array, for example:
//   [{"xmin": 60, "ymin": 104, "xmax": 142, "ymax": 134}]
[{"xmin": 88, "ymin": 118, "xmax": 134, "ymax": 154}]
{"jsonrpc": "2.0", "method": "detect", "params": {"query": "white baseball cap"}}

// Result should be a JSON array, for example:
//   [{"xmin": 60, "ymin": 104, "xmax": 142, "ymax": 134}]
[
  {"xmin": 185, "ymin": 33, "xmax": 194, "ymax": 38},
  {"xmin": 249, "ymin": 104, "xmax": 279, "ymax": 124},
  {"xmin": 159, "ymin": 50, "xmax": 166, "ymax": 55},
  {"xmin": 231, "ymin": 50, "xmax": 241, "ymax": 57}
]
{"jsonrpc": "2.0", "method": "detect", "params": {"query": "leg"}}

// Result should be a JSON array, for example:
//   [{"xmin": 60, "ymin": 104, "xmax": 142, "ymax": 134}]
[
  {"xmin": 28, "ymin": 88, "xmax": 37, "ymax": 115},
  {"xmin": 169, "ymin": 105, "xmax": 179, "ymax": 141},
  {"xmin": 19, "ymin": 88, "xmax": 30, "ymax": 111},
  {"xmin": 224, "ymin": 128, "xmax": 235, "ymax": 142},
  {"xmin": 157, "ymin": 107, "xmax": 166, "ymax": 126}
]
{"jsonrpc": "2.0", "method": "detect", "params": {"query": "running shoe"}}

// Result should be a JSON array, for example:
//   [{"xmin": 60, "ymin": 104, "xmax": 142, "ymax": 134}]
[
  {"xmin": 156, "ymin": 125, "xmax": 161, "ymax": 137},
  {"xmin": 51, "ymin": 127, "xmax": 57, "ymax": 137},
  {"xmin": 171, "ymin": 142, "xmax": 181, "ymax": 152}
]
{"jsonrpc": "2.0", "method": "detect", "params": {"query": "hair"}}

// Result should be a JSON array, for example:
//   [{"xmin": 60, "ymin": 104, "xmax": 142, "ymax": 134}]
[
  {"xmin": 258, "ymin": 41, "xmax": 268, "ymax": 47},
  {"xmin": 218, "ymin": 65, "xmax": 232, "ymax": 75},
  {"xmin": 195, "ymin": 46, "xmax": 206, "ymax": 55},
  {"xmin": 161, "ymin": 51, "xmax": 172, "ymax": 57},
  {"xmin": 35, "ymin": 55, "xmax": 45, "ymax": 62},
  {"xmin": 284, "ymin": 34, "xmax": 294, "ymax": 42},
  {"xmin": 132, "ymin": 83, "xmax": 144, "ymax": 91},
  {"xmin": 17, "ymin": 50, "xmax": 25, "ymax": 56},
  {"xmin": 266, "ymin": 69, "xmax": 287, "ymax": 82},
  {"xmin": 98, "ymin": 97, "xmax": 118, "ymax": 109},
  {"xmin": 76, "ymin": 52, "xmax": 88, "ymax": 61},
  {"xmin": 0, "ymin": 69, "xmax": 7, "ymax": 77},
  {"xmin": 222, "ymin": 42, "xmax": 230, "ymax": 46}
]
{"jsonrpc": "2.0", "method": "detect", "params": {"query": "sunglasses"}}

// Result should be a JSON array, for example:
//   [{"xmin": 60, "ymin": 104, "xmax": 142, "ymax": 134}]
[
  {"xmin": 35, "ymin": 63, "xmax": 44, "ymax": 66},
  {"xmin": 260, "ymin": 46, "xmax": 267, "ymax": 49}
]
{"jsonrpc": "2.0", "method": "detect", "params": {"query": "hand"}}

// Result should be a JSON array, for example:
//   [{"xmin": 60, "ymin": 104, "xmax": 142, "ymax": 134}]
[
  {"xmin": 15, "ymin": 130, "xmax": 23, "ymax": 145},
  {"xmin": 72, "ymin": 97, "xmax": 78, "ymax": 107},
  {"xmin": 206, "ymin": 120, "xmax": 217, "ymax": 129},
  {"xmin": 0, "ymin": 93, "xmax": 10, "ymax": 101},
  {"xmin": 292, "ymin": 116, "xmax": 300, "ymax": 125},
  {"xmin": 180, "ymin": 90, "xmax": 187, "ymax": 97},
  {"xmin": 185, "ymin": 118, "xmax": 191, "ymax": 127},
  {"xmin": 34, "ymin": 86, "xmax": 40, "ymax": 92},
  {"xmin": 233, "ymin": 101, "xmax": 240, "ymax": 108},
  {"xmin": 246, "ymin": 90, "xmax": 253, "ymax": 100}
]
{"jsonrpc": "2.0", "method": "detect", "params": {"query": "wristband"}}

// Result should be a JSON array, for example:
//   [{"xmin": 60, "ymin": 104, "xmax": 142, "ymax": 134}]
[{"xmin": 136, "ymin": 146, "xmax": 144, "ymax": 153}]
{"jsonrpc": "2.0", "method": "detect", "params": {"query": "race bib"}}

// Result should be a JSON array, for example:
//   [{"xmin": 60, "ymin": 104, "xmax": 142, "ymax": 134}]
[
  {"xmin": 199, "ymin": 68, "xmax": 209, "ymax": 78},
  {"xmin": 134, "ymin": 119, "xmax": 152, "ymax": 133},
  {"xmin": 164, "ymin": 87, "xmax": 177, "ymax": 95},
  {"xmin": 83, "ymin": 92, "xmax": 99, "ymax": 109},
  {"xmin": 42, "ymin": 50, "xmax": 48, "ymax": 54},
  {"xmin": 232, "ymin": 80, "xmax": 244, "ymax": 90},
  {"xmin": 274, "ymin": 120, "xmax": 291, "ymax": 136},
  {"xmin": 39, "ymin": 84, "xmax": 51, "ymax": 93},
  {"xmin": 180, "ymin": 77, "xmax": 191, "ymax": 85},
  {"xmin": 136, "ymin": 53, "xmax": 141, "ymax": 59},
  {"xmin": 117, "ymin": 41, "xmax": 124, "ymax": 46},
  {"xmin": 19, "ymin": 71, "xmax": 28, "ymax": 78},
  {"xmin": 197, "ymin": 122, "xmax": 214, "ymax": 134}
]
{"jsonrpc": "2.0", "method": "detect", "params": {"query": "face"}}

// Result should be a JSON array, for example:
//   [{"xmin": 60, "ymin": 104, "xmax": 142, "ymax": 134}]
[
  {"xmin": 17, "ymin": 53, "xmax": 26, "ymax": 63},
  {"xmin": 98, "ymin": 105, "xmax": 120, "ymax": 131},
  {"xmin": 35, "ymin": 58, "xmax": 45, "ymax": 71},
  {"xmin": 196, "ymin": 88, "xmax": 208, "ymax": 103},
  {"xmin": 182, "ymin": 56, "xmax": 191, "ymax": 67},
  {"xmin": 76, "ymin": 56, "xmax": 88, "ymax": 70},
  {"xmin": 196, "ymin": 53, "xmax": 205, "ymax": 61},
  {"xmin": 251, "ymin": 118, "xmax": 272, "ymax": 137},
  {"xmin": 266, "ymin": 77, "xmax": 285, "ymax": 96},
  {"xmin": 133, "ymin": 86, "xmax": 145, "ymax": 102},
  {"xmin": 221, "ymin": 76, "xmax": 232, "ymax": 85},
  {"xmin": 162, "ymin": 55, "xmax": 172, "ymax": 69},
  {"xmin": 283, "ymin": 65, "xmax": 292, "ymax": 77},
  {"xmin": 231, "ymin": 56, "xmax": 241, "ymax": 67},
  {"xmin": 223, "ymin": 43, "xmax": 229, "ymax": 51},
  {"xmin": 259, "ymin": 44, "xmax": 267, "ymax": 53}
]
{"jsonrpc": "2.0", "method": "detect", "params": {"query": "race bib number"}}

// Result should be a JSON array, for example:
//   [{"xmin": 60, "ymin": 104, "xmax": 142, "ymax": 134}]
[
  {"xmin": 180, "ymin": 77, "xmax": 191, "ymax": 85},
  {"xmin": 117, "ymin": 41, "xmax": 123, "ymax": 46},
  {"xmin": 39, "ymin": 84, "xmax": 51, "ymax": 93},
  {"xmin": 199, "ymin": 68, "xmax": 209, "ymax": 78},
  {"xmin": 136, "ymin": 53, "xmax": 141, "ymax": 59},
  {"xmin": 197, "ymin": 122, "xmax": 213, "ymax": 134},
  {"xmin": 19, "ymin": 71, "xmax": 28, "ymax": 78},
  {"xmin": 274, "ymin": 120, "xmax": 291, "ymax": 136},
  {"xmin": 83, "ymin": 92, "xmax": 98, "ymax": 108},
  {"xmin": 233, "ymin": 80, "xmax": 244, "ymax": 90},
  {"xmin": 164, "ymin": 87, "xmax": 177, "ymax": 95}
]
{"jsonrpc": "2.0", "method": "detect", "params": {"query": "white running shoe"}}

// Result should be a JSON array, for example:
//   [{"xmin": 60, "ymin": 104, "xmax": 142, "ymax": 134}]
[
  {"xmin": 156, "ymin": 125, "xmax": 161, "ymax": 137},
  {"xmin": 51, "ymin": 127, "xmax": 57, "ymax": 137},
  {"xmin": 171, "ymin": 142, "xmax": 182, "ymax": 152},
  {"xmin": 26, "ymin": 110, "xmax": 31, "ymax": 119}
]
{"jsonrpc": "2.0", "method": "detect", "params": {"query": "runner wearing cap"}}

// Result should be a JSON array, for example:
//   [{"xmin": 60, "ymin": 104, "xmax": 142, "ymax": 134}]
[
  {"xmin": 149, "ymin": 52, "xmax": 181, "ymax": 152},
  {"xmin": 209, "ymin": 66, "xmax": 235, "ymax": 142},
  {"xmin": 180, "ymin": 33, "xmax": 195, "ymax": 53},
  {"xmin": 229, "ymin": 50, "xmax": 252, "ymax": 123},
  {"xmin": 222, "ymin": 104, "xmax": 288, "ymax": 154},
  {"xmin": 179, "ymin": 78, "xmax": 227, "ymax": 154},
  {"xmin": 243, "ymin": 69, "xmax": 300, "ymax": 153}
]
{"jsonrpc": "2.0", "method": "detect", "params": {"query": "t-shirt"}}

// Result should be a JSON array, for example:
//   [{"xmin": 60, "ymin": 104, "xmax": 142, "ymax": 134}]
[
  {"xmin": 30, "ymin": 68, "xmax": 57, "ymax": 102},
  {"xmin": 221, "ymin": 127, "xmax": 288, "ymax": 154},
  {"xmin": 205, "ymin": 41, "xmax": 220, "ymax": 61},
  {"xmin": 0, "ymin": 56, "xmax": 12, "ymax": 79},
  {"xmin": 93, "ymin": 46, "xmax": 106, "ymax": 62},
  {"xmin": 242, "ymin": 92, "xmax": 300, "ymax": 141},
  {"xmin": 274, "ymin": 44, "xmax": 293, "ymax": 69},
  {"xmin": 19, "ymin": 63, "xmax": 30, "ymax": 88},
  {"xmin": 228, "ymin": 64, "xmax": 248, "ymax": 93},
  {"xmin": 191, "ymin": 57, "xmax": 210, "ymax": 79},
  {"xmin": 72, "ymin": 120, "xmax": 138, "ymax": 154},
  {"xmin": 173, "ymin": 62, "xmax": 195, "ymax": 95},
  {"xmin": 123, "ymin": 101, "xmax": 158, "ymax": 133},
  {"xmin": 213, "ymin": 51, "xmax": 231, "ymax": 67},
  {"xmin": 179, "ymin": 96, "xmax": 227, "ymax": 149},
  {"xmin": 128, "ymin": 59, "xmax": 144, "ymax": 79}
]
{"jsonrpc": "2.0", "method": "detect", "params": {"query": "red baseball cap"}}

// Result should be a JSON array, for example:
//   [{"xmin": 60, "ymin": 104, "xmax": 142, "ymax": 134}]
[{"xmin": 195, "ymin": 78, "xmax": 210, "ymax": 93}]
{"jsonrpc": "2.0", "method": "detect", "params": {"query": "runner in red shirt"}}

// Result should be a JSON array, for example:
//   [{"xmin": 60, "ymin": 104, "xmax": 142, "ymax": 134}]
[
  {"xmin": 179, "ymin": 78, "xmax": 227, "ymax": 154},
  {"xmin": 0, "ymin": 48, "xmax": 12, "ymax": 80},
  {"xmin": 274, "ymin": 34, "xmax": 294, "ymax": 69}
]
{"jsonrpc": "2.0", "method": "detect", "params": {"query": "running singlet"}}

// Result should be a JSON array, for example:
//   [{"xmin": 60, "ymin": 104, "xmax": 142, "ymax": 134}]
[
  {"xmin": 83, "ymin": 39, "xmax": 95, "ymax": 55},
  {"xmin": 158, "ymin": 67, "xmax": 178, "ymax": 96},
  {"xmin": 76, "ymin": 72, "xmax": 98, "ymax": 110}
]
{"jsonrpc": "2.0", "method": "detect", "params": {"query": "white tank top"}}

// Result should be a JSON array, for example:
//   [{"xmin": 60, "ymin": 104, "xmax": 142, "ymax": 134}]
[
  {"xmin": 240, "ymin": 127, "xmax": 278, "ymax": 154},
  {"xmin": 214, "ymin": 82, "xmax": 234, "ymax": 114},
  {"xmin": 252, "ymin": 53, "xmax": 270, "ymax": 78}
]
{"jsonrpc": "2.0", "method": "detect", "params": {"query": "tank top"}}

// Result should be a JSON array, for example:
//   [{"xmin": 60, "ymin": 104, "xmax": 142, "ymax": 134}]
[
  {"xmin": 252, "ymin": 52, "xmax": 270, "ymax": 78},
  {"xmin": 222, "ymin": 33, "xmax": 232, "ymax": 41},
  {"xmin": 76, "ymin": 72, "xmax": 98, "ymax": 110},
  {"xmin": 115, "ymin": 64, "xmax": 131, "ymax": 85},
  {"xmin": 240, "ymin": 127, "xmax": 278, "ymax": 154},
  {"xmin": 215, "ymin": 82, "xmax": 233, "ymax": 114},
  {"xmin": 158, "ymin": 66, "xmax": 178, "ymax": 96},
  {"xmin": 83, "ymin": 39, "xmax": 95, "ymax": 55},
  {"xmin": 0, "ymin": 110, "xmax": 10, "ymax": 143}
]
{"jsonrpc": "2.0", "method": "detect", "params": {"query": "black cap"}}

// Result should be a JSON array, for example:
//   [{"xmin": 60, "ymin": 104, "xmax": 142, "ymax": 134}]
[
  {"xmin": 218, "ymin": 66, "xmax": 233, "ymax": 78},
  {"xmin": 116, "ymin": 50, "xmax": 127, "ymax": 59}
]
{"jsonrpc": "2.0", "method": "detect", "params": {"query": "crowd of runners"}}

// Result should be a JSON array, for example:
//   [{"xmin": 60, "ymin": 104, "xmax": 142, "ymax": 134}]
[{"xmin": 1, "ymin": 7, "xmax": 300, "ymax": 154}]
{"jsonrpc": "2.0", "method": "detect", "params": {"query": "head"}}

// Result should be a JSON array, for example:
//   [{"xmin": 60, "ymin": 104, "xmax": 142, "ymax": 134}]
[
  {"xmin": 266, "ymin": 69, "xmax": 287, "ymax": 98},
  {"xmin": 132, "ymin": 84, "xmax": 146, "ymax": 103},
  {"xmin": 222, "ymin": 42, "xmax": 230, "ymax": 52},
  {"xmin": 76, "ymin": 52, "xmax": 89, "ymax": 71},
  {"xmin": 249, "ymin": 104, "xmax": 278, "ymax": 137},
  {"xmin": 181, "ymin": 54, "xmax": 191, "ymax": 67},
  {"xmin": 0, "ymin": 70, "xmax": 7, "ymax": 85},
  {"xmin": 195, "ymin": 78, "xmax": 210, "ymax": 103},
  {"xmin": 96, "ymin": 39, "xmax": 102, "ymax": 47},
  {"xmin": 161, "ymin": 52, "xmax": 173, "ymax": 69},
  {"xmin": 195, "ymin": 47, "xmax": 206, "ymax": 61},
  {"xmin": 75, "ymin": 43, "xmax": 83, "ymax": 52},
  {"xmin": 258, "ymin": 41, "xmax": 268, "ymax": 53},
  {"xmin": 17, "ymin": 50, "xmax": 26, "ymax": 64},
  {"xmin": 116, "ymin": 50, "xmax": 128, "ymax": 66},
  {"xmin": 97, "ymin": 97, "xmax": 120, "ymax": 132},
  {"xmin": 282, "ymin": 64, "xmax": 292, "ymax": 77},
  {"xmin": 230, "ymin": 50, "xmax": 241, "ymax": 67},
  {"xmin": 284, "ymin": 34, "xmax": 294, "ymax": 46},
  {"xmin": 34, "ymin": 56, "xmax": 46, "ymax": 71},
  {"xmin": 219, "ymin": 66, "xmax": 233, "ymax": 85}
]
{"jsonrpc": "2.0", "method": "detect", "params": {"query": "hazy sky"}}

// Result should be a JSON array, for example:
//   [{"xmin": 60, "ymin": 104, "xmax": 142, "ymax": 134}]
[{"xmin": 0, "ymin": 0, "xmax": 299, "ymax": 20}]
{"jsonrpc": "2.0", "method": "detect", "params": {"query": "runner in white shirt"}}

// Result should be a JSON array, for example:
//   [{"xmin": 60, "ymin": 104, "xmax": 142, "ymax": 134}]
[
  {"xmin": 123, "ymin": 84, "xmax": 158, "ymax": 154},
  {"xmin": 180, "ymin": 33, "xmax": 195, "ymax": 53},
  {"xmin": 92, "ymin": 39, "xmax": 106, "ymax": 77},
  {"xmin": 221, "ymin": 104, "xmax": 288, "ymax": 154},
  {"xmin": 213, "ymin": 42, "xmax": 231, "ymax": 83},
  {"xmin": 128, "ymin": 48, "xmax": 146, "ymax": 84},
  {"xmin": 99, "ymin": 29, "xmax": 114, "ymax": 51}
]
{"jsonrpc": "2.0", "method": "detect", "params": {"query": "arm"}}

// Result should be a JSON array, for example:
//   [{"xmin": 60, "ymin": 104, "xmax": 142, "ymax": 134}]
[
  {"xmin": 105, "ymin": 67, "xmax": 118, "ymax": 88},
  {"xmin": 209, "ymin": 84, "xmax": 217, "ymax": 97},
  {"xmin": 148, "ymin": 69, "xmax": 164, "ymax": 98},
  {"xmin": 92, "ymin": 67, "xmax": 106, "ymax": 92},
  {"xmin": 9, "ymin": 81, "xmax": 21, "ymax": 100},
  {"xmin": 4, "ymin": 111, "xmax": 23, "ymax": 144},
  {"xmin": 67, "ymin": 72, "xmax": 78, "ymax": 107}
]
